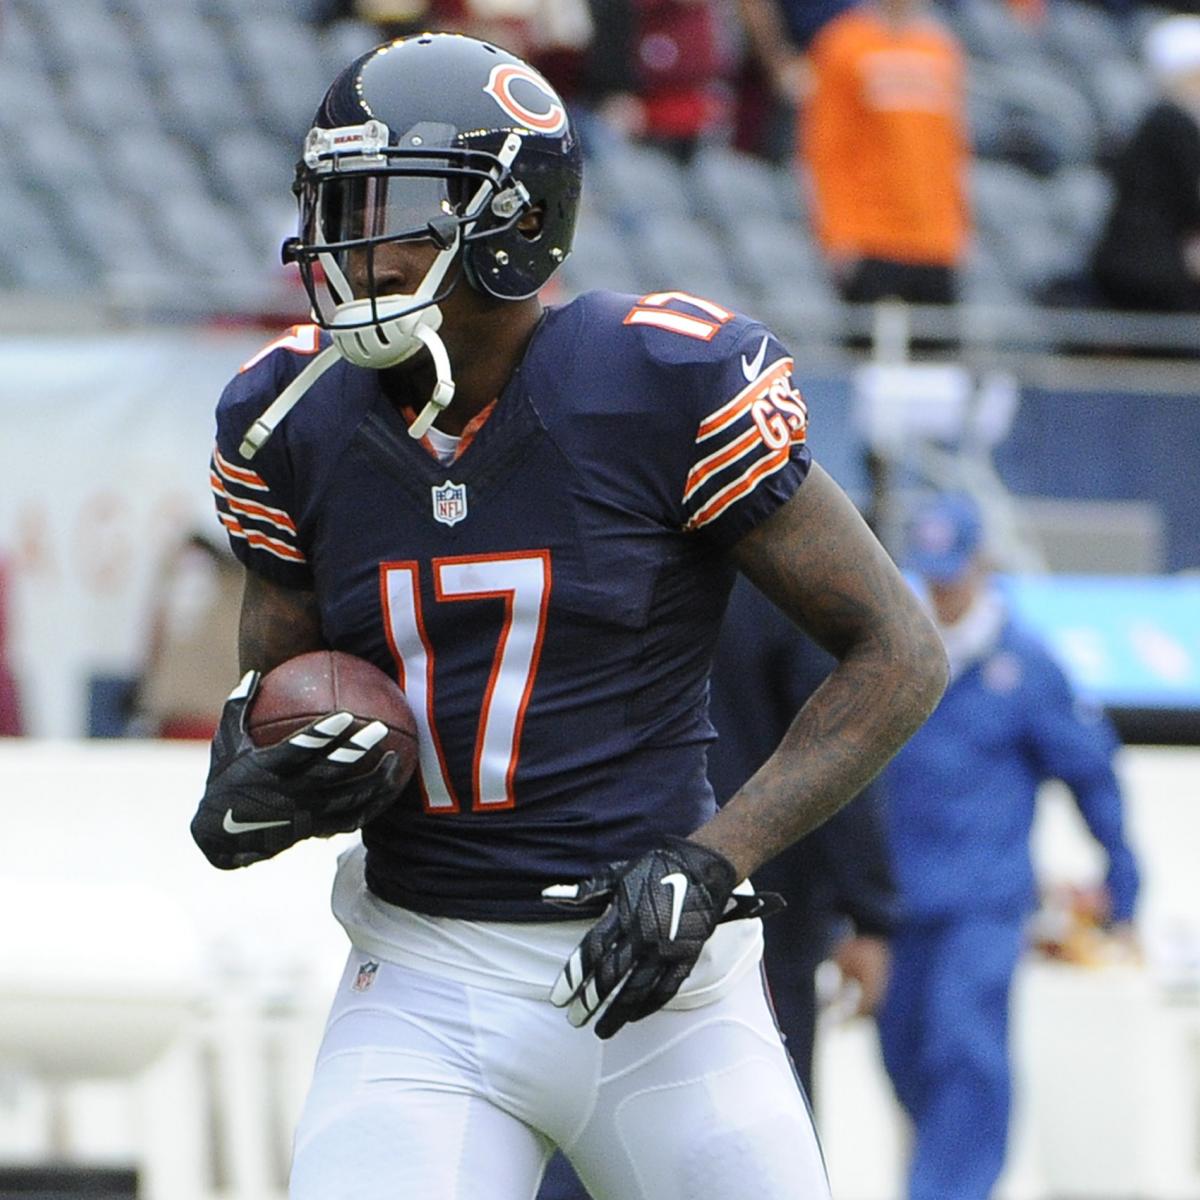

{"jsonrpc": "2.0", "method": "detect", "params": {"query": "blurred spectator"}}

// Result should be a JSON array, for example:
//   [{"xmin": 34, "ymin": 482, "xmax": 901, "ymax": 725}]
[
  {"xmin": 131, "ymin": 533, "xmax": 241, "ymax": 739},
  {"xmin": 1090, "ymin": 15, "xmax": 1200, "ymax": 314},
  {"xmin": 439, "ymin": 0, "xmax": 593, "ymax": 92},
  {"xmin": 733, "ymin": 0, "xmax": 856, "ymax": 162},
  {"xmin": 324, "ymin": 0, "xmax": 732, "ymax": 160},
  {"xmin": 314, "ymin": 0, "xmax": 441, "ymax": 37},
  {"xmin": 800, "ymin": 0, "xmax": 971, "ymax": 306},
  {"xmin": 317, "ymin": 0, "xmax": 593, "ymax": 84},
  {"xmin": 1005, "ymin": 0, "xmax": 1045, "ymax": 22},
  {"xmin": 878, "ymin": 492, "xmax": 1140, "ymax": 1200},
  {"xmin": 0, "ymin": 555, "xmax": 22, "ymax": 736},
  {"xmin": 583, "ymin": 0, "xmax": 733, "ymax": 162}
]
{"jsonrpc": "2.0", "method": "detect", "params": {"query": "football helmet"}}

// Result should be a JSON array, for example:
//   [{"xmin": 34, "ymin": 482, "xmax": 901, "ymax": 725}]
[{"xmin": 280, "ymin": 32, "xmax": 582, "ymax": 434}]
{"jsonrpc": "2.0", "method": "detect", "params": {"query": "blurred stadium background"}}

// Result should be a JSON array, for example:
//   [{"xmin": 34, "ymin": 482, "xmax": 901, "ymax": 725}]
[{"xmin": 1, "ymin": 0, "xmax": 1199, "ymax": 1197}]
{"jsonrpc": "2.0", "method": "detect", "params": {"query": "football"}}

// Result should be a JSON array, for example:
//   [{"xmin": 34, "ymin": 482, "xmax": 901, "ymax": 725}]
[{"xmin": 247, "ymin": 650, "xmax": 419, "ymax": 781}]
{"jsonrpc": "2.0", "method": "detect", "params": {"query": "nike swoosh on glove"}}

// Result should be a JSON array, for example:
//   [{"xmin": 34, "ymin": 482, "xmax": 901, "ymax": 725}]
[
  {"xmin": 190, "ymin": 671, "xmax": 404, "ymax": 870},
  {"xmin": 542, "ymin": 837, "xmax": 785, "ymax": 1039}
]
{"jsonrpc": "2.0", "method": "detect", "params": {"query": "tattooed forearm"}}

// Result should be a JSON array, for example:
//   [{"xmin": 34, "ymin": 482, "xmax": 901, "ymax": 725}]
[
  {"xmin": 690, "ymin": 465, "xmax": 948, "ymax": 880},
  {"xmin": 237, "ymin": 570, "xmax": 326, "ymax": 675}
]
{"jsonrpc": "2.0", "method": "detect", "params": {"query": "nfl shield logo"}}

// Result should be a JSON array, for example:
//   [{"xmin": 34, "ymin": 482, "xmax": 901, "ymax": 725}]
[
  {"xmin": 432, "ymin": 480, "xmax": 468, "ymax": 526},
  {"xmin": 352, "ymin": 960, "xmax": 379, "ymax": 993}
]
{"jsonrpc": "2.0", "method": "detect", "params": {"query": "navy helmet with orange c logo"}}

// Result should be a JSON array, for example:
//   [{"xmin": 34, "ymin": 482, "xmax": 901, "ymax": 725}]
[{"xmin": 286, "ymin": 31, "xmax": 583, "ymax": 323}]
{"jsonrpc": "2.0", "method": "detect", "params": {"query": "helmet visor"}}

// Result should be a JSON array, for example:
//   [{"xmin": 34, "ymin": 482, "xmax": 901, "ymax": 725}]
[{"xmin": 303, "ymin": 171, "xmax": 465, "ymax": 250}]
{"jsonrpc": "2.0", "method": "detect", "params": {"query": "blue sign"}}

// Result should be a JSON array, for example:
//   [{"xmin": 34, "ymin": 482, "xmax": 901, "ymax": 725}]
[{"xmin": 1000, "ymin": 575, "xmax": 1200, "ymax": 709}]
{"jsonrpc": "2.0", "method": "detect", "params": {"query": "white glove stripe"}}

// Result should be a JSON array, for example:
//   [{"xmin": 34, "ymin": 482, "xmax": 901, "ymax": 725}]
[
  {"xmin": 290, "ymin": 732, "xmax": 334, "ymax": 749},
  {"xmin": 228, "ymin": 671, "xmax": 258, "ymax": 701},
  {"xmin": 566, "ymin": 979, "xmax": 601, "ymax": 1027},
  {"xmin": 313, "ymin": 712, "xmax": 354, "ymax": 736},
  {"xmin": 351, "ymin": 721, "xmax": 388, "ymax": 749},
  {"xmin": 549, "ymin": 948, "xmax": 583, "ymax": 1007},
  {"xmin": 327, "ymin": 746, "xmax": 367, "ymax": 763}
]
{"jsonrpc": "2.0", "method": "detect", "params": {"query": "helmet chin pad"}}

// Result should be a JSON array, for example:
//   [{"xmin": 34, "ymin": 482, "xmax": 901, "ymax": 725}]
[{"xmin": 328, "ymin": 296, "xmax": 444, "ymax": 370}]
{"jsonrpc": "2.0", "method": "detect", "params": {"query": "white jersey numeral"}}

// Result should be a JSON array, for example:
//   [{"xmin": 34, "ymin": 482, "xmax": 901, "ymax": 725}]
[
  {"xmin": 622, "ymin": 291, "xmax": 735, "ymax": 341},
  {"xmin": 381, "ymin": 552, "xmax": 551, "ymax": 813}
]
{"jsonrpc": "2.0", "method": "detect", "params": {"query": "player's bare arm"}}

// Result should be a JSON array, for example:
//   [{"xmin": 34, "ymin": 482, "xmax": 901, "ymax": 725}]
[
  {"xmin": 237, "ymin": 570, "xmax": 325, "ymax": 675},
  {"xmin": 691, "ymin": 464, "xmax": 948, "ymax": 880}
]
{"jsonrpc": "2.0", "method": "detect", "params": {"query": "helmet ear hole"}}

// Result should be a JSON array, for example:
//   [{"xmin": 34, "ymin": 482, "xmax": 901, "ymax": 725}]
[{"xmin": 517, "ymin": 205, "xmax": 545, "ymax": 242}]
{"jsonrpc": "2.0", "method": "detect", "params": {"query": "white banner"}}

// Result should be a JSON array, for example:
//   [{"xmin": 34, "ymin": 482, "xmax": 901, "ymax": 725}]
[{"xmin": 0, "ymin": 330, "xmax": 269, "ymax": 735}]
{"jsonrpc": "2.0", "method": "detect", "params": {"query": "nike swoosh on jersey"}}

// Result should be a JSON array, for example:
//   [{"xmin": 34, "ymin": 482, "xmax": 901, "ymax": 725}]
[
  {"xmin": 740, "ymin": 335, "xmax": 769, "ymax": 383},
  {"xmin": 660, "ymin": 872, "xmax": 689, "ymax": 940},
  {"xmin": 222, "ymin": 809, "xmax": 290, "ymax": 835}
]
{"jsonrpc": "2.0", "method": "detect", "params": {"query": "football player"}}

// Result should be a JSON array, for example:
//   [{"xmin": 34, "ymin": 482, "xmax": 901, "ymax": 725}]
[{"xmin": 191, "ymin": 32, "xmax": 947, "ymax": 1200}]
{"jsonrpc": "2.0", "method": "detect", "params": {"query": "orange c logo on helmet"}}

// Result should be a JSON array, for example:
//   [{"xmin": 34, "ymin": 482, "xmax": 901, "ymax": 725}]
[{"xmin": 483, "ymin": 63, "xmax": 567, "ymax": 134}]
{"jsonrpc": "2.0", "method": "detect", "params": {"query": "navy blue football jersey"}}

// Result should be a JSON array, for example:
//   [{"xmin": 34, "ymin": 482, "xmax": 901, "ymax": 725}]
[{"xmin": 211, "ymin": 290, "xmax": 811, "ymax": 919}]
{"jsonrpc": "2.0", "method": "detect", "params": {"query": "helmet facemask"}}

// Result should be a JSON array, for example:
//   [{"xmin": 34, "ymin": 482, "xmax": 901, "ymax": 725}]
[{"xmin": 287, "ymin": 122, "xmax": 529, "ymax": 435}]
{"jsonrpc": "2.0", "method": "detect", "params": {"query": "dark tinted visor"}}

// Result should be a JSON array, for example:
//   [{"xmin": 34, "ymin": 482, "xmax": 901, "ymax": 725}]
[{"xmin": 303, "ymin": 172, "xmax": 464, "ymax": 247}]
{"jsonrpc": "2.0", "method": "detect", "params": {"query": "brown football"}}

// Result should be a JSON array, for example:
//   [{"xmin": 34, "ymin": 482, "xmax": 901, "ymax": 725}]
[{"xmin": 247, "ymin": 650, "xmax": 418, "ymax": 783}]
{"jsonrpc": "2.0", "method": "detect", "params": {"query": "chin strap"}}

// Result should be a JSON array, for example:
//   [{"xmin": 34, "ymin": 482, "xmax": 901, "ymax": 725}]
[
  {"xmin": 406, "ymin": 323, "xmax": 456, "ymax": 440},
  {"xmin": 239, "ymin": 345, "xmax": 341, "ymax": 460},
  {"xmin": 236, "ymin": 325, "xmax": 454, "ymax": 460}
]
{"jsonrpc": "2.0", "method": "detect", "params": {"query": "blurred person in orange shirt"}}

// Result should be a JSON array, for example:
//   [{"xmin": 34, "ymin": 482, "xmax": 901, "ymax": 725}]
[{"xmin": 800, "ymin": 0, "xmax": 970, "ymax": 306}]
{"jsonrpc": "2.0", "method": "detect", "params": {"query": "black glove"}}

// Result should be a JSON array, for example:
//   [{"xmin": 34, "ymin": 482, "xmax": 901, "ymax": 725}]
[
  {"xmin": 543, "ymin": 837, "xmax": 785, "ymax": 1039},
  {"xmin": 190, "ymin": 671, "xmax": 405, "ymax": 870}
]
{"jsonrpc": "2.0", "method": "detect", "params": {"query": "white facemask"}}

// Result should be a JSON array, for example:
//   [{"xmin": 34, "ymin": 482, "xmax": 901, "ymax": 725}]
[{"xmin": 239, "ymin": 130, "xmax": 524, "ymax": 457}]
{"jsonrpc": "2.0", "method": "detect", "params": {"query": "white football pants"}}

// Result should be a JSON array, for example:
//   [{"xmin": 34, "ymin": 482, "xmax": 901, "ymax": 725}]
[{"xmin": 290, "ymin": 950, "xmax": 830, "ymax": 1200}]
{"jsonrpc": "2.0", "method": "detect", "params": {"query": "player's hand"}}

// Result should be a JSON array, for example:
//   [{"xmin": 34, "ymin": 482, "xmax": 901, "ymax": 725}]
[
  {"xmin": 190, "ymin": 671, "xmax": 404, "ymax": 870},
  {"xmin": 542, "ymin": 838, "xmax": 784, "ymax": 1039},
  {"xmin": 831, "ymin": 934, "xmax": 890, "ymax": 1016}
]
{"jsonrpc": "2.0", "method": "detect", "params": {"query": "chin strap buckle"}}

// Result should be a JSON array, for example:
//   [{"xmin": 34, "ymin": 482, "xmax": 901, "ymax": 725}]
[{"xmin": 407, "ymin": 323, "xmax": 457, "ymax": 439}]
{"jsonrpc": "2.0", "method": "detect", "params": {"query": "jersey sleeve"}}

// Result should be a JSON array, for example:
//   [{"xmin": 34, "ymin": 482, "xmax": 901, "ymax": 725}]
[
  {"xmin": 210, "ymin": 333, "xmax": 316, "ymax": 590},
  {"xmin": 681, "ymin": 321, "xmax": 812, "ymax": 547}
]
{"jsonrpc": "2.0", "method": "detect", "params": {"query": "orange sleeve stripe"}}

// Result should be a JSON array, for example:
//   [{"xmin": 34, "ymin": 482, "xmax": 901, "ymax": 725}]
[
  {"xmin": 696, "ymin": 359, "xmax": 793, "ymax": 442},
  {"xmin": 212, "ymin": 446, "xmax": 268, "ymax": 490},
  {"xmin": 686, "ymin": 448, "xmax": 791, "ymax": 530},
  {"xmin": 211, "ymin": 476, "xmax": 298, "ymax": 534},
  {"xmin": 218, "ymin": 513, "xmax": 308, "ymax": 563},
  {"xmin": 684, "ymin": 427, "xmax": 761, "ymax": 501}
]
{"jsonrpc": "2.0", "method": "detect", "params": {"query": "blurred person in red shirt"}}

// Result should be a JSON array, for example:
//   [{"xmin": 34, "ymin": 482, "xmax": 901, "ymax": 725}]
[
  {"xmin": 330, "ymin": 1, "xmax": 596, "ymax": 102},
  {"xmin": 733, "ymin": 0, "xmax": 854, "ymax": 163},
  {"xmin": 585, "ymin": 0, "xmax": 733, "ymax": 162}
]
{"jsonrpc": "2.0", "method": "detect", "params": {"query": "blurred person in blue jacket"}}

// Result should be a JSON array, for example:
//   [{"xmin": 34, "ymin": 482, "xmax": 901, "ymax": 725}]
[{"xmin": 878, "ymin": 492, "xmax": 1141, "ymax": 1200}]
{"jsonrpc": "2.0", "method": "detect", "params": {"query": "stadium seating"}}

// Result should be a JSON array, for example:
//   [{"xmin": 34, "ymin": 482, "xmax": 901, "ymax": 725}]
[
  {"xmin": 556, "ymin": 206, "xmax": 641, "ymax": 297},
  {"xmin": 0, "ymin": 0, "xmax": 1163, "ymax": 334}
]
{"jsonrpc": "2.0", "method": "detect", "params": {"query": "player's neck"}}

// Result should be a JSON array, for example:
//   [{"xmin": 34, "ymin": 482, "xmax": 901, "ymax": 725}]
[{"xmin": 385, "ymin": 298, "xmax": 544, "ymax": 437}]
